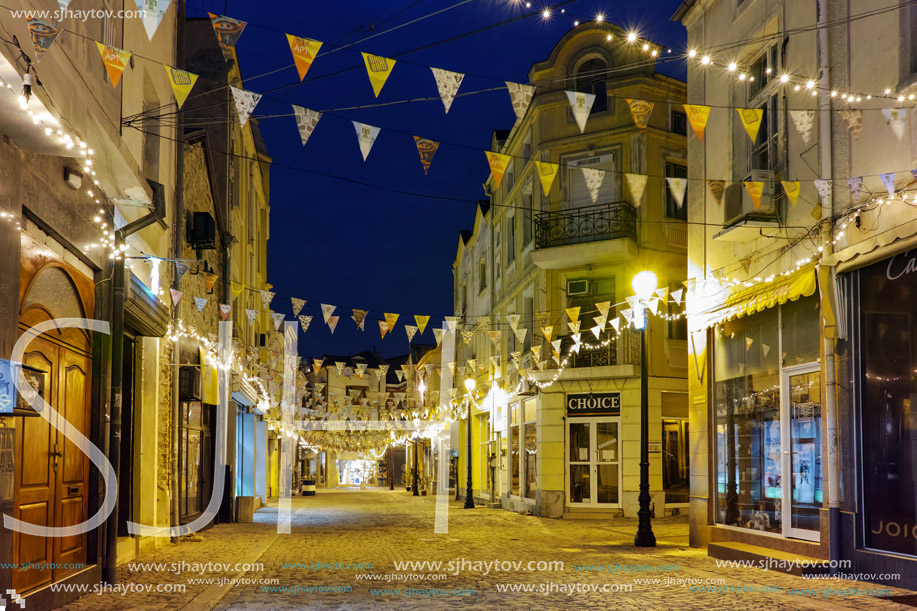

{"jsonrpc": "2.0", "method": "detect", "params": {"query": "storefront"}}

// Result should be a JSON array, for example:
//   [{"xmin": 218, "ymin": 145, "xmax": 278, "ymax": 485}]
[{"xmin": 565, "ymin": 392, "xmax": 621, "ymax": 508}]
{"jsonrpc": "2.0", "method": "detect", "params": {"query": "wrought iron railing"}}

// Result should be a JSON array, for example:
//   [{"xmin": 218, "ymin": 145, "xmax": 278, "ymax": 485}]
[
  {"xmin": 534, "ymin": 201, "xmax": 637, "ymax": 249},
  {"xmin": 556, "ymin": 328, "xmax": 641, "ymax": 369}
]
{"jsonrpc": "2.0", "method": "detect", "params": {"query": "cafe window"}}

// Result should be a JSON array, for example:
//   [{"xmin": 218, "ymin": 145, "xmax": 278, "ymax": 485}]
[
  {"xmin": 510, "ymin": 402, "xmax": 520, "ymax": 496},
  {"xmin": 523, "ymin": 398, "xmax": 537, "ymax": 500},
  {"xmin": 859, "ymin": 254, "xmax": 917, "ymax": 556}
]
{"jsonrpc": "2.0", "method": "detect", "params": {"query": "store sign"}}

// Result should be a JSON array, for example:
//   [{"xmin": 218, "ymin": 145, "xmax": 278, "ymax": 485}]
[{"xmin": 566, "ymin": 392, "xmax": 620, "ymax": 416}]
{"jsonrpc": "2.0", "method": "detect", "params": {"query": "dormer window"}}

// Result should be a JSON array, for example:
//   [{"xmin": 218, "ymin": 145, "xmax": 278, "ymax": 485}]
[{"xmin": 575, "ymin": 57, "xmax": 608, "ymax": 113}]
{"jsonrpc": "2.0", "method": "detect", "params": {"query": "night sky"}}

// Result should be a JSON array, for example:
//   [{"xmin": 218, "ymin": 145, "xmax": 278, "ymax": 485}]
[{"xmin": 192, "ymin": 0, "xmax": 687, "ymax": 359}]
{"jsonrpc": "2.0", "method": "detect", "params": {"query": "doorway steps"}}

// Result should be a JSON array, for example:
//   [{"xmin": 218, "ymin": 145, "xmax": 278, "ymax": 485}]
[{"xmin": 707, "ymin": 542, "xmax": 832, "ymax": 576}]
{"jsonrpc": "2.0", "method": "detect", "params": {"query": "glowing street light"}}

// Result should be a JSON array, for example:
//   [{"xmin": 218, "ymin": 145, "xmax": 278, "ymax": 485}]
[{"xmin": 631, "ymin": 270, "xmax": 657, "ymax": 548}]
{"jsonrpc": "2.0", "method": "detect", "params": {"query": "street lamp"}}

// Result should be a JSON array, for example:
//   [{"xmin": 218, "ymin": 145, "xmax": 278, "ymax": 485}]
[
  {"xmin": 463, "ymin": 378, "xmax": 476, "ymax": 509},
  {"xmin": 632, "ymin": 270, "xmax": 657, "ymax": 547}
]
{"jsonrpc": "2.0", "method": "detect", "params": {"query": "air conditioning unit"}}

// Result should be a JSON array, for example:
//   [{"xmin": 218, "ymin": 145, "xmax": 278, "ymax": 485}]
[
  {"xmin": 567, "ymin": 279, "xmax": 589, "ymax": 296},
  {"xmin": 723, "ymin": 169, "xmax": 776, "ymax": 226}
]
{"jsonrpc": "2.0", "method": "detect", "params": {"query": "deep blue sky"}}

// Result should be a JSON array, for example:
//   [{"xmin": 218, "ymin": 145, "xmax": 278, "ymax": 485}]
[{"xmin": 193, "ymin": 0, "xmax": 687, "ymax": 359}]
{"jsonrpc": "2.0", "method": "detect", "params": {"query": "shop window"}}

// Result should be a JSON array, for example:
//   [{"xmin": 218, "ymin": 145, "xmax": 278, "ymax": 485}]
[
  {"xmin": 662, "ymin": 419, "xmax": 689, "ymax": 503},
  {"xmin": 510, "ymin": 403, "xmax": 520, "ymax": 495},
  {"xmin": 523, "ymin": 398, "xmax": 537, "ymax": 499}
]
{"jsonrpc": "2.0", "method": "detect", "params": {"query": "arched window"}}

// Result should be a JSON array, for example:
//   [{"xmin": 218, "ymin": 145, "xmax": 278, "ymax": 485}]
[
  {"xmin": 575, "ymin": 57, "xmax": 608, "ymax": 113},
  {"xmin": 22, "ymin": 266, "xmax": 85, "ymax": 320}
]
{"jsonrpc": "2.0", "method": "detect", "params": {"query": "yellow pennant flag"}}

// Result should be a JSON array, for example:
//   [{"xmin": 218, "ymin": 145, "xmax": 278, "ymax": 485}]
[
  {"xmin": 165, "ymin": 66, "xmax": 198, "ymax": 109},
  {"xmin": 485, "ymin": 151, "xmax": 511, "ymax": 187},
  {"xmin": 565, "ymin": 306, "xmax": 581, "ymax": 323},
  {"xmin": 737, "ymin": 108, "xmax": 764, "ymax": 142},
  {"xmin": 782, "ymin": 181, "xmax": 800, "ymax": 206},
  {"xmin": 535, "ymin": 161, "xmax": 559, "ymax": 196},
  {"xmin": 97, "ymin": 42, "xmax": 131, "ymax": 88},
  {"xmin": 744, "ymin": 181, "xmax": 764, "ymax": 210},
  {"xmin": 287, "ymin": 34, "xmax": 322, "ymax": 81},
  {"xmin": 362, "ymin": 52, "xmax": 396, "ymax": 97},
  {"xmin": 231, "ymin": 281, "xmax": 245, "ymax": 297},
  {"xmin": 384, "ymin": 312, "xmax": 400, "ymax": 330},
  {"xmin": 542, "ymin": 325, "xmax": 554, "ymax": 342},
  {"xmin": 414, "ymin": 315, "xmax": 429, "ymax": 335},
  {"xmin": 683, "ymin": 104, "xmax": 711, "ymax": 140}
]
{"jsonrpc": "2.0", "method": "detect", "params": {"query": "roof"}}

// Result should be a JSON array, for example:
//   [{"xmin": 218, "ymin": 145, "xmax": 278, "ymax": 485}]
[
  {"xmin": 459, "ymin": 230, "xmax": 473, "ymax": 244},
  {"xmin": 671, "ymin": 0, "xmax": 697, "ymax": 21}
]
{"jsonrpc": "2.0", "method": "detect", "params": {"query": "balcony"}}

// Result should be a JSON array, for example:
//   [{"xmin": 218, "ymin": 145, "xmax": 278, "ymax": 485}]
[{"xmin": 532, "ymin": 201, "xmax": 638, "ymax": 269}]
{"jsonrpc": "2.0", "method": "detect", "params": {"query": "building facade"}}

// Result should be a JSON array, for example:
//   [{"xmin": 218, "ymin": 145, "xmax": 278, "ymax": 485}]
[
  {"xmin": 452, "ymin": 24, "xmax": 689, "ymax": 519},
  {"xmin": 675, "ymin": 0, "xmax": 917, "ymax": 589}
]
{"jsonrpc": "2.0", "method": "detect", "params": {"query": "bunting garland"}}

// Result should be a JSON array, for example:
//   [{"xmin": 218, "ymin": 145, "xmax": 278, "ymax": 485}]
[
  {"xmin": 737, "ymin": 108, "xmax": 764, "ymax": 142},
  {"xmin": 565, "ymin": 90, "xmax": 595, "ymax": 133},
  {"xmin": 96, "ymin": 42, "xmax": 131, "ymax": 87},
  {"xmin": 683, "ymin": 104, "xmax": 710, "ymax": 140},
  {"xmin": 626, "ymin": 99, "xmax": 654, "ymax": 130},
  {"xmin": 413, "ymin": 137, "xmax": 439, "ymax": 175},
  {"xmin": 291, "ymin": 298, "xmax": 306, "ymax": 316},
  {"xmin": 286, "ymin": 34, "xmax": 322, "ymax": 80},
  {"xmin": 165, "ymin": 66, "xmax": 198, "ymax": 109},
  {"xmin": 506, "ymin": 82, "xmax": 535, "ymax": 121},
  {"xmin": 292, "ymin": 106, "xmax": 321, "ymax": 146},
  {"xmin": 208, "ymin": 13, "xmax": 246, "ymax": 61},
  {"xmin": 354, "ymin": 122, "xmax": 380, "ymax": 161},
  {"xmin": 299, "ymin": 315, "xmax": 312, "ymax": 333},
  {"xmin": 414, "ymin": 315, "xmax": 430, "ymax": 335},
  {"xmin": 485, "ymin": 151, "xmax": 511, "ymax": 187},
  {"xmin": 430, "ymin": 67, "xmax": 464, "ymax": 113},
  {"xmin": 361, "ymin": 53, "xmax": 395, "ymax": 97},
  {"xmin": 707, "ymin": 179, "xmax": 726, "ymax": 205},
  {"xmin": 230, "ymin": 86, "xmax": 261, "ymax": 126},
  {"xmin": 535, "ymin": 161, "xmax": 559, "ymax": 196},
  {"xmin": 626, "ymin": 173, "xmax": 647, "ymax": 207},
  {"xmin": 27, "ymin": 18, "xmax": 62, "ymax": 59}
]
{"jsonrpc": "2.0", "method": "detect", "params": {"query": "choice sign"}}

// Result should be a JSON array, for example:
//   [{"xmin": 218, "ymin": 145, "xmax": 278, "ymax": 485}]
[{"xmin": 566, "ymin": 392, "xmax": 621, "ymax": 416}]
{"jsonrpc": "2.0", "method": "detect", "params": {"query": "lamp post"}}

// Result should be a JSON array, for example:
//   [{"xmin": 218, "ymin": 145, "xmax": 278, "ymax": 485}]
[
  {"xmin": 632, "ymin": 271, "xmax": 657, "ymax": 547},
  {"xmin": 413, "ymin": 436, "xmax": 420, "ymax": 496},
  {"xmin": 388, "ymin": 445, "xmax": 394, "ymax": 491},
  {"xmin": 463, "ymin": 378, "xmax": 476, "ymax": 509}
]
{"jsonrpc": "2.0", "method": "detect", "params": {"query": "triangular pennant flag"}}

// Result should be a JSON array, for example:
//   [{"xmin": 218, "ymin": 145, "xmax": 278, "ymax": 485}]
[
  {"xmin": 230, "ymin": 86, "xmax": 261, "ymax": 126},
  {"xmin": 361, "ymin": 52, "xmax": 395, "ymax": 97},
  {"xmin": 485, "ymin": 151, "xmax": 511, "ymax": 187},
  {"xmin": 744, "ymin": 181, "xmax": 764, "ymax": 210},
  {"xmin": 707, "ymin": 179, "xmax": 726, "ymax": 205},
  {"xmin": 444, "ymin": 316, "xmax": 459, "ymax": 333},
  {"xmin": 782, "ymin": 181, "xmax": 800, "ymax": 206},
  {"xmin": 581, "ymin": 167, "xmax": 605, "ymax": 204},
  {"xmin": 379, "ymin": 320, "xmax": 390, "ymax": 339},
  {"xmin": 626, "ymin": 173, "xmax": 647, "ymax": 207},
  {"xmin": 312, "ymin": 358, "xmax": 323, "ymax": 373},
  {"xmin": 611, "ymin": 317, "xmax": 621, "ymax": 333},
  {"xmin": 170, "ymin": 289, "xmax": 183, "ymax": 306},
  {"xmin": 626, "ymin": 99, "xmax": 655, "ymax": 130},
  {"xmin": 535, "ymin": 161, "xmax": 559, "ymax": 196},
  {"xmin": 327, "ymin": 316, "xmax": 339, "ymax": 334},
  {"xmin": 355, "ymin": 363, "xmax": 368, "ymax": 378},
  {"xmin": 847, "ymin": 176, "xmax": 863, "ymax": 203},
  {"xmin": 27, "ymin": 18, "xmax": 62, "ymax": 60},
  {"xmin": 883, "ymin": 108, "xmax": 908, "ymax": 140},
  {"xmin": 291, "ymin": 298, "xmax": 306, "ymax": 316},
  {"xmin": 433, "ymin": 328, "xmax": 444, "ymax": 346},
  {"xmin": 745, "ymin": 337, "xmax": 754, "ymax": 351},
  {"xmin": 565, "ymin": 90, "xmax": 595, "ymax": 133},
  {"xmin": 542, "ymin": 325, "xmax": 554, "ymax": 342},
  {"xmin": 790, "ymin": 110, "xmax": 815, "ymax": 144},
  {"xmin": 414, "ymin": 315, "xmax": 429, "ymax": 335},
  {"xmin": 737, "ymin": 108, "xmax": 764, "ymax": 142},
  {"xmin": 220, "ymin": 304, "xmax": 232, "ymax": 321},
  {"xmin": 565, "ymin": 307, "xmax": 581, "ymax": 323},
  {"xmin": 204, "ymin": 273, "xmax": 218, "ymax": 293},
  {"xmin": 396, "ymin": 370, "xmax": 404, "ymax": 382},
  {"xmin": 430, "ymin": 67, "xmax": 463, "ymax": 113},
  {"xmin": 551, "ymin": 339, "xmax": 562, "ymax": 354},
  {"xmin": 413, "ymin": 137, "xmax": 439, "ymax": 175},
  {"xmin": 815, "ymin": 179, "xmax": 832, "ymax": 203},
  {"xmin": 272, "ymin": 312, "xmax": 285, "ymax": 331},
  {"xmin": 507, "ymin": 314, "xmax": 521, "ymax": 332},
  {"xmin": 489, "ymin": 330, "xmax": 502, "ymax": 344},
  {"xmin": 839, "ymin": 109, "xmax": 862, "ymax": 139},
  {"xmin": 194, "ymin": 296, "xmax": 207, "ymax": 312},
  {"xmin": 762, "ymin": 343, "xmax": 771, "ymax": 358},
  {"xmin": 384, "ymin": 313, "xmax": 399, "ymax": 330},
  {"xmin": 175, "ymin": 262, "xmax": 189, "ymax": 282},
  {"xmin": 208, "ymin": 13, "xmax": 246, "ymax": 61},
  {"xmin": 245, "ymin": 308, "xmax": 258, "ymax": 323},
  {"xmin": 880, "ymin": 172, "xmax": 896, "ymax": 197},
  {"xmin": 138, "ymin": 0, "xmax": 169, "ymax": 40},
  {"xmin": 683, "ymin": 104, "xmax": 711, "ymax": 140},
  {"xmin": 537, "ymin": 360, "xmax": 547, "ymax": 371},
  {"xmin": 292, "ymin": 106, "xmax": 321, "ymax": 146},
  {"xmin": 506, "ymin": 81, "xmax": 535, "ymax": 121},
  {"xmin": 567, "ymin": 321, "xmax": 581, "ymax": 334},
  {"xmin": 671, "ymin": 288, "xmax": 684, "ymax": 306},
  {"xmin": 666, "ymin": 177, "xmax": 688, "ymax": 209},
  {"xmin": 595, "ymin": 301, "xmax": 611, "ymax": 319},
  {"xmin": 299, "ymin": 315, "xmax": 312, "ymax": 333},
  {"xmin": 96, "ymin": 42, "xmax": 131, "ymax": 88},
  {"xmin": 321, "ymin": 303, "xmax": 336, "ymax": 324},
  {"xmin": 594, "ymin": 315, "xmax": 607, "ymax": 329},
  {"xmin": 590, "ymin": 325, "xmax": 602, "ymax": 339},
  {"xmin": 353, "ymin": 122, "xmax": 380, "ymax": 161},
  {"xmin": 334, "ymin": 361, "xmax": 346, "ymax": 375},
  {"xmin": 446, "ymin": 362, "xmax": 455, "ymax": 375},
  {"xmin": 405, "ymin": 325, "xmax": 418, "ymax": 342},
  {"xmin": 352, "ymin": 309, "xmax": 368, "ymax": 331},
  {"xmin": 165, "ymin": 66, "xmax": 198, "ymax": 109},
  {"xmin": 514, "ymin": 328, "xmax": 528, "ymax": 344},
  {"xmin": 286, "ymin": 34, "xmax": 322, "ymax": 80},
  {"xmin": 531, "ymin": 345, "xmax": 542, "ymax": 360},
  {"xmin": 261, "ymin": 290, "xmax": 275, "ymax": 310}
]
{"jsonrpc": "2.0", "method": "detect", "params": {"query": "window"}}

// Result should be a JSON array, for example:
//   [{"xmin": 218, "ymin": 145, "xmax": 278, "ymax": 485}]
[
  {"xmin": 504, "ymin": 161, "xmax": 515, "ymax": 193},
  {"xmin": 751, "ymin": 94, "xmax": 778, "ymax": 171},
  {"xmin": 506, "ymin": 215, "xmax": 516, "ymax": 264},
  {"xmin": 522, "ymin": 186, "xmax": 533, "ymax": 246},
  {"xmin": 667, "ymin": 282, "xmax": 687, "ymax": 340},
  {"xmin": 662, "ymin": 419, "xmax": 689, "ymax": 503},
  {"xmin": 665, "ymin": 162, "xmax": 688, "ymax": 220},
  {"xmin": 523, "ymin": 398, "xmax": 537, "ymax": 499},
  {"xmin": 671, "ymin": 110, "xmax": 687, "ymax": 136},
  {"xmin": 575, "ymin": 57, "xmax": 607, "ymax": 113},
  {"xmin": 748, "ymin": 46, "xmax": 776, "ymax": 99},
  {"xmin": 478, "ymin": 415, "xmax": 492, "ymax": 496},
  {"xmin": 568, "ymin": 152, "xmax": 621, "ymax": 208},
  {"xmin": 522, "ymin": 130, "xmax": 533, "ymax": 161},
  {"xmin": 479, "ymin": 259, "xmax": 487, "ymax": 293},
  {"xmin": 510, "ymin": 404, "xmax": 520, "ymax": 495}
]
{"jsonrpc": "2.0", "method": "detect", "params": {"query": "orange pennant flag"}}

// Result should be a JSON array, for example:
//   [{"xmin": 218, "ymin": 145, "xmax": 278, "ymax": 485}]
[
  {"xmin": 683, "ymin": 104, "xmax": 711, "ymax": 140},
  {"xmin": 744, "ymin": 181, "xmax": 764, "ymax": 210},
  {"xmin": 286, "ymin": 34, "xmax": 322, "ymax": 81},
  {"xmin": 97, "ymin": 42, "xmax": 131, "ymax": 88},
  {"xmin": 485, "ymin": 151, "xmax": 511, "ymax": 187}
]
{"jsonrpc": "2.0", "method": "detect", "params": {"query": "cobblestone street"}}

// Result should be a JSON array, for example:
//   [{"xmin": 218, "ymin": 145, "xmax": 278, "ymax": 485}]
[{"xmin": 53, "ymin": 489, "xmax": 917, "ymax": 610}]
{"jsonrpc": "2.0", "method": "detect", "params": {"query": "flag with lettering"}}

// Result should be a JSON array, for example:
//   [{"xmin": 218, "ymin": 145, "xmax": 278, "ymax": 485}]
[{"xmin": 286, "ymin": 34, "xmax": 322, "ymax": 80}]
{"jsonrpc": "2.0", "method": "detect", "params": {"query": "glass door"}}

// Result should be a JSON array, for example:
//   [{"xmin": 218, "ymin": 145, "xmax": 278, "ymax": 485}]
[
  {"xmin": 594, "ymin": 420, "xmax": 619, "ymax": 505},
  {"xmin": 566, "ymin": 418, "xmax": 621, "ymax": 507},
  {"xmin": 781, "ymin": 363, "xmax": 822, "ymax": 541},
  {"xmin": 568, "ymin": 421, "xmax": 591, "ymax": 504}
]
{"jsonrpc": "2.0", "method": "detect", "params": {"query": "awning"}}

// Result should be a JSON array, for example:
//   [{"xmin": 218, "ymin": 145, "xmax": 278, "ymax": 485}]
[
  {"xmin": 693, "ymin": 266, "xmax": 818, "ymax": 329},
  {"xmin": 827, "ymin": 217, "xmax": 917, "ymax": 273}
]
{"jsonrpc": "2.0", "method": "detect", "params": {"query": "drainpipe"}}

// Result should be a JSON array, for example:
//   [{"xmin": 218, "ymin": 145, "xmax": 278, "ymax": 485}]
[
  {"xmin": 104, "ymin": 179, "xmax": 167, "ymax": 584},
  {"xmin": 816, "ymin": 0, "xmax": 841, "ymax": 572}
]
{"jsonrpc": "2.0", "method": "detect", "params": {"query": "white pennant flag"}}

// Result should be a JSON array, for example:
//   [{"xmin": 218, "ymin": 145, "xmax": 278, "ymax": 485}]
[
  {"xmin": 507, "ymin": 314, "xmax": 521, "ymax": 331},
  {"xmin": 626, "ymin": 173, "xmax": 648, "ymax": 207},
  {"xmin": 666, "ymin": 177, "xmax": 688, "ymax": 209},
  {"xmin": 671, "ymin": 288, "xmax": 684, "ymax": 306},
  {"xmin": 565, "ymin": 90, "xmax": 595, "ymax": 133},
  {"xmin": 814, "ymin": 179, "xmax": 832, "ymax": 202},
  {"xmin": 272, "ymin": 312, "xmax": 285, "ymax": 330},
  {"xmin": 581, "ymin": 167, "xmax": 605, "ymax": 203},
  {"xmin": 138, "ymin": 0, "xmax": 169, "ymax": 40},
  {"xmin": 291, "ymin": 298, "xmax": 306, "ymax": 316},
  {"xmin": 245, "ymin": 308, "xmax": 258, "ymax": 323},
  {"xmin": 299, "ymin": 314, "xmax": 312, "ymax": 333},
  {"xmin": 789, "ymin": 110, "xmax": 815, "ymax": 144},
  {"xmin": 883, "ymin": 108, "xmax": 908, "ymax": 140},
  {"xmin": 353, "ymin": 122, "xmax": 380, "ymax": 161},
  {"xmin": 261, "ymin": 290, "xmax": 275, "ymax": 310},
  {"xmin": 230, "ymin": 86, "xmax": 261, "ymax": 126},
  {"xmin": 405, "ymin": 324, "xmax": 418, "ymax": 342},
  {"xmin": 433, "ymin": 328, "xmax": 444, "ymax": 346},
  {"xmin": 321, "ymin": 303, "xmax": 336, "ymax": 324},
  {"xmin": 506, "ymin": 81, "xmax": 535, "ymax": 121},
  {"xmin": 292, "ymin": 105, "xmax": 321, "ymax": 146},
  {"xmin": 431, "ymin": 67, "xmax": 464, "ymax": 113},
  {"xmin": 194, "ymin": 296, "xmax": 207, "ymax": 312},
  {"xmin": 880, "ymin": 172, "xmax": 896, "ymax": 197},
  {"xmin": 169, "ymin": 288, "xmax": 183, "ymax": 306}
]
